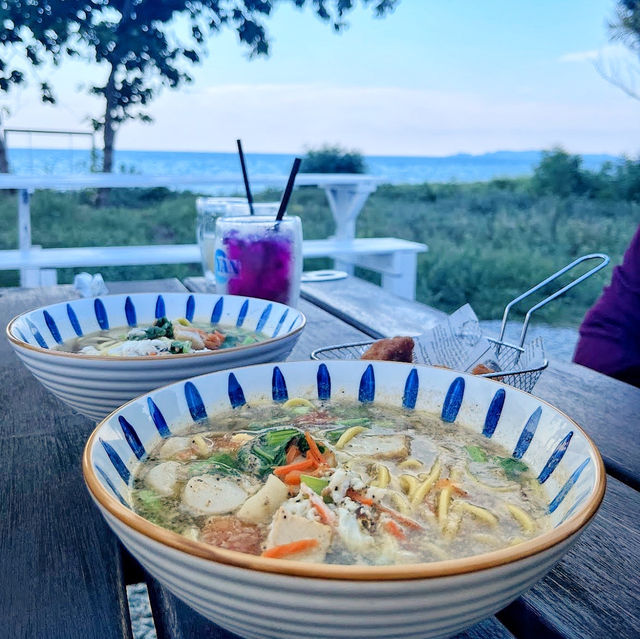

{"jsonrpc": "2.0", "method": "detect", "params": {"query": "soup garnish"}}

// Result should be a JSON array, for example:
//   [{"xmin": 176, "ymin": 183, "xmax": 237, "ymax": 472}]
[
  {"xmin": 55, "ymin": 316, "xmax": 268, "ymax": 356},
  {"xmin": 131, "ymin": 400, "xmax": 550, "ymax": 565}
]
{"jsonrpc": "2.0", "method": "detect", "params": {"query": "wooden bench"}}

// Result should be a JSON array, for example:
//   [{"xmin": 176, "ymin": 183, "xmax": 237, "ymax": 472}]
[
  {"xmin": 0, "ymin": 236, "xmax": 427, "ymax": 299},
  {"xmin": 0, "ymin": 172, "xmax": 427, "ymax": 299}
]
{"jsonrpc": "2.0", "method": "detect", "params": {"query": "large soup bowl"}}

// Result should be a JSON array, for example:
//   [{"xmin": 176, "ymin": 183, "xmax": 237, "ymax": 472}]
[
  {"xmin": 83, "ymin": 361, "xmax": 605, "ymax": 639},
  {"xmin": 6, "ymin": 293, "xmax": 305, "ymax": 421}
]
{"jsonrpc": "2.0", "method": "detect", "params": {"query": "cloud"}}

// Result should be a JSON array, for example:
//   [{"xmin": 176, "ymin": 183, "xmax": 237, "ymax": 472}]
[
  {"xmin": 558, "ymin": 49, "xmax": 599, "ymax": 63},
  {"xmin": 5, "ymin": 81, "xmax": 640, "ymax": 156}
]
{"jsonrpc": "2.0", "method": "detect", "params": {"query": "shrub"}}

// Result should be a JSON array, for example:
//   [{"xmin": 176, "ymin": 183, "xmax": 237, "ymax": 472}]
[{"xmin": 301, "ymin": 146, "xmax": 366, "ymax": 174}]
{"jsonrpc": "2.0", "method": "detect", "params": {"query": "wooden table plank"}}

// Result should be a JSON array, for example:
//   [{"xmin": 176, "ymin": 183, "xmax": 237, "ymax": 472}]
[
  {"xmin": 299, "ymin": 277, "xmax": 640, "ymax": 489},
  {"xmin": 500, "ymin": 475, "xmax": 640, "ymax": 639},
  {"xmin": 0, "ymin": 279, "xmax": 186, "ymax": 639},
  {"xmin": 301, "ymin": 276, "xmax": 447, "ymax": 337}
]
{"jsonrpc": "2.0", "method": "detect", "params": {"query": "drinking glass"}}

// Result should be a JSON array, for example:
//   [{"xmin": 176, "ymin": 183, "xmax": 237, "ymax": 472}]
[
  {"xmin": 214, "ymin": 215, "xmax": 303, "ymax": 307},
  {"xmin": 195, "ymin": 198, "xmax": 279, "ymax": 284}
]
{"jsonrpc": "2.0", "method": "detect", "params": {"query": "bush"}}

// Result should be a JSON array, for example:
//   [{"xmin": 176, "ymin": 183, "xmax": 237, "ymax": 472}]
[
  {"xmin": 532, "ymin": 148, "xmax": 589, "ymax": 198},
  {"xmin": 300, "ymin": 145, "xmax": 366, "ymax": 174}
]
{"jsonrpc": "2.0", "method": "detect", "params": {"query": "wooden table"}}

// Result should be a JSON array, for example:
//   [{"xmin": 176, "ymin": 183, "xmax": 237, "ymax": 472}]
[{"xmin": 1, "ymin": 276, "xmax": 639, "ymax": 639}]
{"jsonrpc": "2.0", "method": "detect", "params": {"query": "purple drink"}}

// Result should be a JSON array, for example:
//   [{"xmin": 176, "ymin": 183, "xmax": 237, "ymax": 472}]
[{"xmin": 215, "ymin": 216, "xmax": 302, "ymax": 306}]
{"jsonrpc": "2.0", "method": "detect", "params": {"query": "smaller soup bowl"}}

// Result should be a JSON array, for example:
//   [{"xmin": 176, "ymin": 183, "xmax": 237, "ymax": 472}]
[
  {"xmin": 6, "ymin": 293, "xmax": 305, "ymax": 421},
  {"xmin": 83, "ymin": 361, "xmax": 605, "ymax": 639}
]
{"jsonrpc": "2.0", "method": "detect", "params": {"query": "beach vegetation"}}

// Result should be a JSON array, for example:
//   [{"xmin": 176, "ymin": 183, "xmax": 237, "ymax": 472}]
[{"xmin": 0, "ymin": 151, "xmax": 638, "ymax": 326}]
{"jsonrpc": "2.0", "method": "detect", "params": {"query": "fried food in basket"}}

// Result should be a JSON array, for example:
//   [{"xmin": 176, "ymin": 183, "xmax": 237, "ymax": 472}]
[
  {"xmin": 361, "ymin": 336, "xmax": 414, "ymax": 362},
  {"xmin": 471, "ymin": 362, "xmax": 503, "ymax": 381}
]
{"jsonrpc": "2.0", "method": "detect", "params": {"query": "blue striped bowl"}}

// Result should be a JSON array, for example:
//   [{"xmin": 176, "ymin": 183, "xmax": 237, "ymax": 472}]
[
  {"xmin": 83, "ymin": 361, "xmax": 605, "ymax": 639},
  {"xmin": 7, "ymin": 293, "xmax": 305, "ymax": 421}
]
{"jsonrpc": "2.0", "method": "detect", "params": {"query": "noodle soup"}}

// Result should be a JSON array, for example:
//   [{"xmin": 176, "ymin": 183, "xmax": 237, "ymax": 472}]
[
  {"xmin": 131, "ymin": 400, "xmax": 550, "ymax": 565},
  {"xmin": 55, "ymin": 316, "xmax": 268, "ymax": 357}
]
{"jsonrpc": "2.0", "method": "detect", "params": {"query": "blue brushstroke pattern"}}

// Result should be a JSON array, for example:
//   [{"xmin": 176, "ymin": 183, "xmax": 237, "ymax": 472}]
[
  {"xmin": 272, "ymin": 366, "xmax": 289, "ymax": 402},
  {"xmin": 211, "ymin": 297, "xmax": 224, "ymax": 324},
  {"xmin": 538, "ymin": 431, "xmax": 574, "ymax": 484},
  {"xmin": 15, "ymin": 327, "xmax": 28, "ymax": 343},
  {"xmin": 155, "ymin": 295, "xmax": 165, "ymax": 319},
  {"xmin": 402, "ymin": 368, "xmax": 419, "ymax": 409},
  {"xmin": 287, "ymin": 316, "xmax": 299, "ymax": 332},
  {"xmin": 441, "ymin": 377, "xmax": 464, "ymax": 422},
  {"xmin": 125, "ymin": 296, "xmax": 137, "ymax": 327},
  {"xmin": 558, "ymin": 488, "xmax": 591, "ymax": 525},
  {"xmin": 513, "ymin": 406, "xmax": 542, "ymax": 459},
  {"xmin": 256, "ymin": 303, "xmax": 273, "ymax": 333},
  {"xmin": 548, "ymin": 458, "xmax": 591, "ymax": 514},
  {"xmin": 272, "ymin": 309, "xmax": 289, "ymax": 337},
  {"xmin": 185, "ymin": 294, "xmax": 195, "ymax": 321},
  {"xmin": 100, "ymin": 438, "xmax": 130, "ymax": 484},
  {"xmin": 358, "ymin": 364, "xmax": 375, "ymax": 402},
  {"xmin": 43, "ymin": 310, "xmax": 62, "ymax": 343},
  {"xmin": 95, "ymin": 465, "xmax": 129, "ymax": 507},
  {"xmin": 185, "ymin": 381, "xmax": 207, "ymax": 421},
  {"xmin": 228, "ymin": 373, "xmax": 246, "ymax": 408},
  {"xmin": 483, "ymin": 388, "xmax": 506, "ymax": 438},
  {"xmin": 67, "ymin": 303, "xmax": 83, "ymax": 336},
  {"xmin": 317, "ymin": 363, "xmax": 331, "ymax": 400},
  {"xmin": 147, "ymin": 397, "xmax": 171, "ymax": 437},
  {"xmin": 236, "ymin": 299, "xmax": 249, "ymax": 327},
  {"xmin": 118, "ymin": 416, "xmax": 146, "ymax": 460},
  {"xmin": 27, "ymin": 318, "xmax": 48, "ymax": 348},
  {"xmin": 94, "ymin": 298, "xmax": 109, "ymax": 330}
]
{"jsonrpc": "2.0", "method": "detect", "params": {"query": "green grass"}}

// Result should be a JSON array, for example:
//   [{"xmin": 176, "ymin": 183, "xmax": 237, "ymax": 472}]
[{"xmin": 0, "ymin": 181, "xmax": 636, "ymax": 327}]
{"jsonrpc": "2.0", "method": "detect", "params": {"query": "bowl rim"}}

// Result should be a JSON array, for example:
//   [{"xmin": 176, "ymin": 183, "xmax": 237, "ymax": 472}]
[
  {"xmin": 83, "ymin": 361, "xmax": 606, "ymax": 581},
  {"xmin": 6, "ymin": 292, "xmax": 306, "ymax": 362}
]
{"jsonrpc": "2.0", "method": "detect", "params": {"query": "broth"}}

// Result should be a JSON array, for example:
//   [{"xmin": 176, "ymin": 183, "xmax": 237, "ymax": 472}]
[
  {"xmin": 55, "ymin": 316, "xmax": 268, "ymax": 356},
  {"xmin": 131, "ymin": 400, "xmax": 550, "ymax": 565}
]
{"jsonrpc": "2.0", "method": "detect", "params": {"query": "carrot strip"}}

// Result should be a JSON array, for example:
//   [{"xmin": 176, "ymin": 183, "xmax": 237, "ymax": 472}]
[
  {"xmin": 377, "ymin": 504, "xmax": 424, "ymax": 530},
  {"xmin": 310, "ymin": 499, "xmax": 335, "ymax": 525},
  {"xmin": 283, "ymin": 470, "xmax": 306, "ymax": 485},
  {"xmin": 346, "ymin": 490, "xmax": 424, "ymax": 530},
  {"xmin": 285, "ymin": 444, "xmax": 300, "ymax": 465},
  {"xmin": 273, "ymin": 458, "xmax": 315, "ymax": 477},
  {"xmin": 346, "ymin": 489, "xmax": 374, "ymax": 506},
  {"xmin": 434, "ymin": 478, "xmax": 468, "ymax": 498},
  {"xmin": 261, "ymin": 538, "xmax": 319, "ymax": 558},
  {"xmin": 384, "ymin": 519, "xmax": 406, "ymax": 540},
  {"xmin": 304, "ymin": 431, "xmax": 325, "ymax": 465}
]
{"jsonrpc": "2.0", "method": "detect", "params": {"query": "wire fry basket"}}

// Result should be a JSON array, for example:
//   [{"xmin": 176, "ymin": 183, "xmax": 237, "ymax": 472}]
[{"xmin": 311, "ymin": 253, "xmax": 610, "ymax": 394}]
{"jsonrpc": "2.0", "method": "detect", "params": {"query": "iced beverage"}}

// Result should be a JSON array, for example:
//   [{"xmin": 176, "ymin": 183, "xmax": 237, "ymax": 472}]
[{"xmin": 215, "ymin": 216, "xmax": 302, "ymax": 307}]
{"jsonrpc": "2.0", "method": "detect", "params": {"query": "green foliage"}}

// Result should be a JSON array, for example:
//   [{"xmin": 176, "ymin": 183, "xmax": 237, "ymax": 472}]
[
  {"xmin": 531, "ymin": 148, "xmax": 640, "ymax": 201},
  {"xmin": 532, "ymin": 148, "xmax": 588, "ymax": 197},
  {"xmin": 301, "ymin": 146, "xmax": 367, "ymax": 174},
  {"xmin": 0, "ymin": 1, "xmax": 397, "ymax": 172},
  {"xmin": 0, "ymin": 165, "xmax": 638, "ymax": 327}
]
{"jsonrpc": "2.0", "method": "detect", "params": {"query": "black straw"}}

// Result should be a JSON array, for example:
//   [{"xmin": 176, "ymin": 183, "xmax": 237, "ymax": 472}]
[
  {"xmin": 275, "ymin": 157, "xmax": 301, "ymax": 222},
  {"xmin": 236, "ymin": 139, "xmax": 255, "ymax": 215}
]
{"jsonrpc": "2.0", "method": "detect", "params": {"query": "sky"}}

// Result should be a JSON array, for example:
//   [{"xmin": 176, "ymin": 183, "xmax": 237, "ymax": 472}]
[{"xmin": 4, "ymin": 0, "xmax": 640, "ymax": 156}]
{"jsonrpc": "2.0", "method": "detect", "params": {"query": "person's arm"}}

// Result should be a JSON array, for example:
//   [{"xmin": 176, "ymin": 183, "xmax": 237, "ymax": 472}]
[{"xmin": 573, "ymin": 225, "xmax": 640, "ymax": 386}]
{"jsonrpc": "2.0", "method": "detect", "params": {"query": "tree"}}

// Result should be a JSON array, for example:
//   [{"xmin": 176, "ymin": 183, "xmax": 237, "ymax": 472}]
[
  {"xmin": 532, "ymin": 148, "xmax": 588, "ymax": 198},
  {"xmin": 0, "ymin": 1, "xmax": 397, "ymax": 174},
  {"xmin": 598, "ymin": 0, "xmax": 640, "ymax": 100},
  {"xmin": 0, "ymin": 1, "xmax": 77, "ymax": 171},
  {"xmin": 301, "ymin": 145, "xmax": 366, "ymax": 173}
]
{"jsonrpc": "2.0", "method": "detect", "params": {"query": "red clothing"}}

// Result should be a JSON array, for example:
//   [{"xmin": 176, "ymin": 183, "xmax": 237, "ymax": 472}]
[{"xmin": 573, "ymin": 225, "xmax": 640, "ymax": 387}]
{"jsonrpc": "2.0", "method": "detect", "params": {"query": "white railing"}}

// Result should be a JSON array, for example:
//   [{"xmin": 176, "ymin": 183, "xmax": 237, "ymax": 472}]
[{"xmin": 0, "ymin": 173, "xmax": 427, "ymax": 299}]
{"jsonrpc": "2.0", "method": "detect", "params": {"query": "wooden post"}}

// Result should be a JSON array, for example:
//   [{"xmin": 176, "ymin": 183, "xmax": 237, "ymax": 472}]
[{"xmin": 18, "ymin": 188, "xmax": 40, "ymax": 287}]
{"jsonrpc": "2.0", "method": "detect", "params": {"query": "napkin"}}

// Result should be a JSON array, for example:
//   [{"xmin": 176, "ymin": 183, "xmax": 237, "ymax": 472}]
[{"xmin": 73, "ymin": 272, "xmax": 109, "ymax": 297}]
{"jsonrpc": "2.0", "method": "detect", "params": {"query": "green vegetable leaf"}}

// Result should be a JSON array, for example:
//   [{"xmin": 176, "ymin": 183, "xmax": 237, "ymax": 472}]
[
  {"xmin": 238, "ymin": 427, "xmax": 305, "ymax": 477},
  {"xmin": 495, "ymin": 456, "xmax": 529, "ymax": 481},
  {"xmin": 465, "ymin": 445, "xmax": 488, "ymax": 462},
  {"xmin": 300, "ymin": 475, "xmax": 329, "ymax": 496}
]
